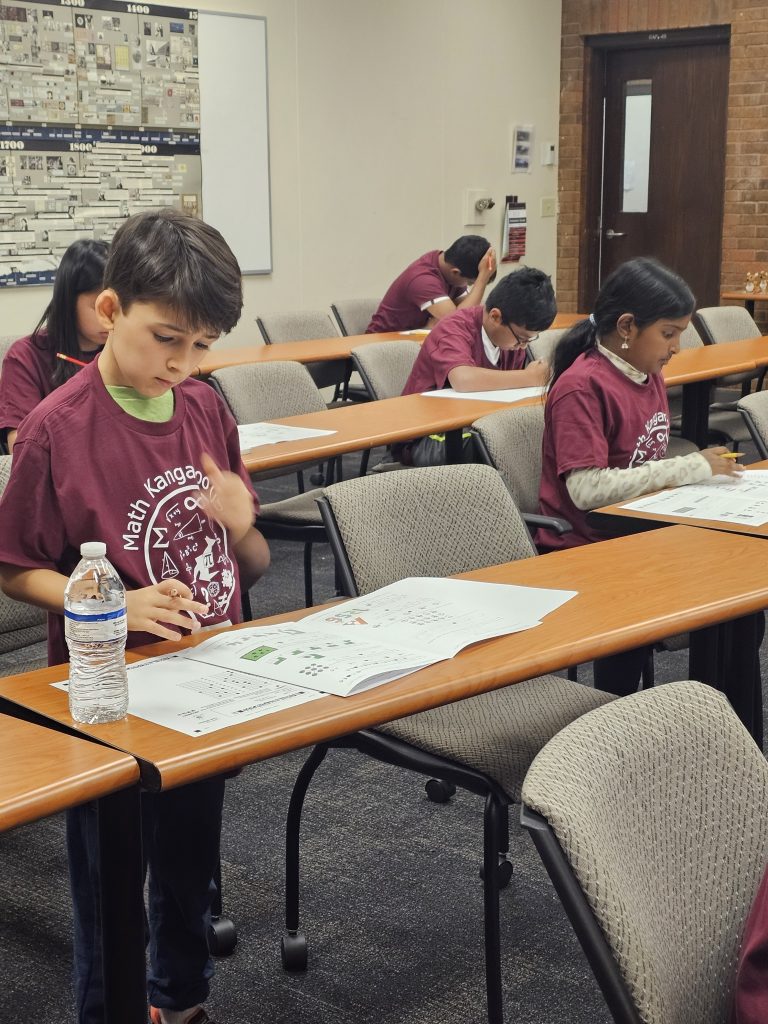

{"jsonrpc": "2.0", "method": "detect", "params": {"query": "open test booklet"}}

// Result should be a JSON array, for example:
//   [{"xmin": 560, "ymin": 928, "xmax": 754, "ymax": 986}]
[{"xmin": 76, "ymin": 577, "xmax": 576, "ymax": 737}]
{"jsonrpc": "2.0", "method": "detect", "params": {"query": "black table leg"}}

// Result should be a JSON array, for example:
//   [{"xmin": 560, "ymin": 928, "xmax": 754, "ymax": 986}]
[
  {"xmin": 99, "ymin": 785, "xmax": 147, "ymax": 1024},
  {"xmin": 679, "ymin": 380, "xmax": 711, "ymax": 449}
]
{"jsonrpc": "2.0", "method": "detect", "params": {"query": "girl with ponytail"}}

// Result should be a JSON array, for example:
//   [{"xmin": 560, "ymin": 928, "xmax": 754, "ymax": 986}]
[{"xmin": 538, "ymin": 257, "xmax": 749, "ymax": 694}]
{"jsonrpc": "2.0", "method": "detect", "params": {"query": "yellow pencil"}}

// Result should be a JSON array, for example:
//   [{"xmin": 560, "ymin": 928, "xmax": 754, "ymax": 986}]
[{"xmin": 721, "ymin": 452, "xmax": 743, "ymax": 459}]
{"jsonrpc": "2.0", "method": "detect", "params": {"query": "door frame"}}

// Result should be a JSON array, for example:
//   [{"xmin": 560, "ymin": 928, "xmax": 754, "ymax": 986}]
[{"xmin": 578, "ymin": 24, "xmax": 731, "ymax": 313}]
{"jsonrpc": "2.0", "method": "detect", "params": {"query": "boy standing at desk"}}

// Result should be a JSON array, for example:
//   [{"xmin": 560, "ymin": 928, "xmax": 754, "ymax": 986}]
[
  {"xmin": 398, "ymin": 267, "xmax": 555, "ymax": 465},
  {"xmin": 367, "ymin": 234, "xmax": 497, "ymax": 333},
  {"xmin": 0, "ymin": 208, "xmax": 269, "ymax": 1024}
]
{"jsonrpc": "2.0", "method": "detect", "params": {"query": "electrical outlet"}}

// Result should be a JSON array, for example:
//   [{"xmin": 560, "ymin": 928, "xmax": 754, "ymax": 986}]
[{"xmin": 540, "ymin": 197, "xmax": 557, "ymax": 218}]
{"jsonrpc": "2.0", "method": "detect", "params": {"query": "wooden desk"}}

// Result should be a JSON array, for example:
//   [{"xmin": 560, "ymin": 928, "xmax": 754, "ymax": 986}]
[
  {"xmin": 0, "ymin": 713, "xmax": 144, "ymax": 1024},
  {"xmin": 721, "ymin": 290, "xmax": 768, "ymax": 317},
  {"xmin": 0, "ymin": 526, "xmax": 765, "ymax": 793},
  {"xmin": 241, "ymin": 392, "xmax": 539, "ymax": 473},
  {"xmin": 197, "ymin": 313, "xmax": 584, "ymax": 377},
  {"xmin": 662, "ymin": 336, "xmax": 768, "ymax": 446},
  {"xmin": 589, "ymin": 460, "xmax": 768, "ymax": 539}
]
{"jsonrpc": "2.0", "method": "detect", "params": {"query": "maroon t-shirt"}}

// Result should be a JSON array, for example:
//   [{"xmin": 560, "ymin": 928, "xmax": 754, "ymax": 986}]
[
  {"xmin": 402, "ymin": 305, "xmax": 525, "ymax": 395},
  {"xmin": 0, "ymin": 359, "xmax": 259, "ymax": 665},
  {"xmin": 731, "ymin": 863, "xmax": 768, "ymax": 1024},
  {"xmin": 367, "ymin": 250, "xmax": 467, "ymax": 333},
  {"xmin": 537, "ymin": 350, "xmax": 670, "ymax": 550},
  {"xmin": 0, "ymin": 331, "xmax": 100, "ymax": 434}
]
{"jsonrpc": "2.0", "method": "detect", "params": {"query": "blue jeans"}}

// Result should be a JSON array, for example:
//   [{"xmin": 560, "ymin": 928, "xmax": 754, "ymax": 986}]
[{"xmin": 67, "ymin": 775, "xmax": 226, "ymax": 1024}]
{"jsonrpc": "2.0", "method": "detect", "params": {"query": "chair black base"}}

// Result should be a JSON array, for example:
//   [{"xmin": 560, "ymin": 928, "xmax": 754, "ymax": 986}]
[{"xmin": 281, "ymin": 730, "xmax": 513, "ymax": 1024}]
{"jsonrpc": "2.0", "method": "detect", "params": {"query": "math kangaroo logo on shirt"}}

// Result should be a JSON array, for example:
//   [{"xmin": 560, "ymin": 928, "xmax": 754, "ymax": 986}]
[
  {"xmin": 122, "ymin": 464, "xmax": 236, "ymax": 621},
  {"xmin": 629, "ymin": 410, "xmax": 670, "ymax": 467}
]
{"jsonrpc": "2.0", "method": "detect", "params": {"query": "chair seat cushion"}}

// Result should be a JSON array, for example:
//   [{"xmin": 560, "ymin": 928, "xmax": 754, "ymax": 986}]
[
  {"xmin": 259, "ymin": 489, "xmax": 323, "ymax": 525},
  {"xmin": 375, "ymin": 675, "xmax": 615, "ymax": 802}
]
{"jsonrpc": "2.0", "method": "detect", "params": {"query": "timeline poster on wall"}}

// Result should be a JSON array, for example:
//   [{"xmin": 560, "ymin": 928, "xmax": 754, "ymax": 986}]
[{"xmin": 0, "ymin": 0, "xmax": 201, "ymax": 286}]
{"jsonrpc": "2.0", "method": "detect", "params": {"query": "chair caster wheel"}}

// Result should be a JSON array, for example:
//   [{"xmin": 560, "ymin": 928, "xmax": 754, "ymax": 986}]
[
  {"xmin": 479, "ymin": 858, "xmax": 513, "ymax": 889},
  {"xmin": 281, "ymin": 930, "xmax": 308, "ymax": 971},
  {"xmin": 425, "ymin": 778, "xmax": 456, "ymax": 803},
  {"xmin": 207, "ymin": 915, "xmax": 237, "ymax": 957}
]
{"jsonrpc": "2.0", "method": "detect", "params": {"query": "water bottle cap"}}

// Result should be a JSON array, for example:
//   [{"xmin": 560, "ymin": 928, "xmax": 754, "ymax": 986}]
[{"xmin": 80, "ymin": 541, "xmax": 107, "ymax": 558}]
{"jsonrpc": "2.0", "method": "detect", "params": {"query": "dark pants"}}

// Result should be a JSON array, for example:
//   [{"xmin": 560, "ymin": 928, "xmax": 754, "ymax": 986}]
[{"xmin": 67, "ymin": 774, "xmax": 226, "ymax": 1023}]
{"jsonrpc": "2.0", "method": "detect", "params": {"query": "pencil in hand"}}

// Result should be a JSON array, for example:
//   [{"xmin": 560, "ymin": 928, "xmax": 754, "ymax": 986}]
[
  {"xmin": 56, "ymin": 352, "xmax": 88, "ymax": 368},
  {"xmin": 721, "ymin": 452, "xmax": 743, "ymax": 460}
]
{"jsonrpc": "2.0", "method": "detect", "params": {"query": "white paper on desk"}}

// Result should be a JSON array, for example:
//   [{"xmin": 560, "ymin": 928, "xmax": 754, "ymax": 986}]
[
  {"xmin": 53, "ymin": 657, "xmax": 324, "ymax": 737},
  {"xmin": 422, "ymin": 386, "xmax": 546, "ymax": 403},
  {"xmin": 301, "ymin": 576, "xmax": 575, "ymax": 656},
  {"xmin": 621, "ymin": 470, "xmax": 768, "ymax": 526},
  {"xmin": 186, "ymin": 577, "xmax": 576, "ymax": 696},
  {"xmin": 237, "ymin": 422, "xmax": 336, "ymax": 452}
]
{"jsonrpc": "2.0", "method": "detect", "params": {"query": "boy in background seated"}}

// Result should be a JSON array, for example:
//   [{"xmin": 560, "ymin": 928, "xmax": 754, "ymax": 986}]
[
  {"xmin": 0, "ymin": 208, "xmax": 269, "ymax": 1024},
  {"xmin": 398, "ymin": 267, "xmax": 556, "ymax": 466},
  {"xmin": 367, "ymin": 235, "xmax": 496, "ymax": 333}
]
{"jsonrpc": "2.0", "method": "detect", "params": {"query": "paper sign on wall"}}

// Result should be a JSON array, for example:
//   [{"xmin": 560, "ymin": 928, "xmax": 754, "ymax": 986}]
[{"xmin": 501, "ymin": 195, "xmax": 527, "ymax": 263}]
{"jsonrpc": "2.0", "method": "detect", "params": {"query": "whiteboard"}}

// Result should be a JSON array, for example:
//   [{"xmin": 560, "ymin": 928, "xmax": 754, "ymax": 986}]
[{"xmin": 197, "ymin": 12, "xmax": 272, "ymax": 274}]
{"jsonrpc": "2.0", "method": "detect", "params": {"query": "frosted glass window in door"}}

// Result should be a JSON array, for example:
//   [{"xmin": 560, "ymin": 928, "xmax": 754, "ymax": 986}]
[{"xmin": 622, "ymin": 80, "xmax": 652, "ymax": 213}]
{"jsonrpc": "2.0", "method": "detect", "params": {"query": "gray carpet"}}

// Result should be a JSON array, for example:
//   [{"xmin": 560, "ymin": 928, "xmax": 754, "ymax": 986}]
[{"xmin": 1, "ymin": 442, "xmax": 765, "ymax": 1024}]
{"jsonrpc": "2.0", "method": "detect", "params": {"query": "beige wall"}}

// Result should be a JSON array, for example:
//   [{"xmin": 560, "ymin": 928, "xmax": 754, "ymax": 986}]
[{"xmin": 0, "ymin": 0, "xmax": 563, "ymax": 348}]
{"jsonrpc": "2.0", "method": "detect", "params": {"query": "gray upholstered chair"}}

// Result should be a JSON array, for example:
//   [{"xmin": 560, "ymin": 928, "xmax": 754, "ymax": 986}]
[
  {"xmin": 256, "ymin": 310, "xmax": 346, "ymax": 396},
  {"xmin": 527, "ymin": 327, "xmax": 566, "ymax": 366},
  {"xmin": 471, "ymin": 403, "xmax": 571, "ymax": 538},
  {"xmin": 209, "ymin": 361, "xmax": 332, "ymax": 607},
  {"xmin": 350, "ymin": 340, "xmax": 422, "ymax": 472},
  {"xmin": 330, "ymin": 297, "xmax": 380, "ymax": 337},
  {"xmin": 738, "ymin": 389, "xmax": 768, "ymax": 459},
  {"xmin": 695, "ymin": 305, "xmax": 763, "ymax": 399},
  {"xmin": 521, "ymin": 681, "xmax": 768, "ymax": 1024},
  {"xmin": 281, "ymin": 464, "xmax": 616, "ymax": 1024},
  {"xmin": 0, "ymin": 335, "xmax": 17, "ymax": 369},
  {"xmin": 0, "ymin": 456, "xmax": 47, "ymax": 671},
  {"xmin": 350, "ymin": 340, "xmax": 421, "ymax": 401}
]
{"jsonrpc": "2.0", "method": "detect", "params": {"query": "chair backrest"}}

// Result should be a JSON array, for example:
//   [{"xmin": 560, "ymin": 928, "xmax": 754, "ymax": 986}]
[
  {"xmin": 522, "ymin": 681, "xmax": 768, "ymax": 1024},
  {"xmin": 737, "ymin": 390, "xmax": 768, "ymax": 459},
  {"xmin": 528, "ymin": 328, "xmax": 566, "ymax": 365},
  {"xmin": 318, "ymin": 463, "xmax": 535, "ymax": 596},
  {"xmin": 350, "ymin": 341, "xmax": 421, "ymax": 400},
  {"xmin": 210, "ymin": 361, "xmax": 326, "ymax": 423},
  {"xmin": 0, "ymin": 335, "xmax": 17, "ymax": 373},
  {"xmin": 679, "ymin": 320, "xmax": 704, "ymax": 349},
  {"xmin": 0, "ymin": 456, "xmax": 47, "ymax": 656},
  {"xmin": 331, "ymin": 298, "xmax": 380, "ymax": 337},
  {"xmin": 256, "ymin": 310, "xmax": 340, "ymax": 344},
  {"xmin": 472, "ymin": 404, "xmax": 546, "ymax": 515},
  {"xmin": 695, "ymin": 306, "xmax": 760, "ymax": 345}
]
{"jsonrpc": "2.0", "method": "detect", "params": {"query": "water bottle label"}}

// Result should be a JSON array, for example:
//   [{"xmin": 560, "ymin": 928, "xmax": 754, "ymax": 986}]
[{"xmin": 65, "ymin": 606, "xmax": 127, "ymax": 643}]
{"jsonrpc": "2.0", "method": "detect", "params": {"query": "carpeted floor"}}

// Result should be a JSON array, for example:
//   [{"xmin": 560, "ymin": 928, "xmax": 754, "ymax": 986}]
[{"xmin": 1, "ymin": 441, "xmax": 765, "ymax": 1024}]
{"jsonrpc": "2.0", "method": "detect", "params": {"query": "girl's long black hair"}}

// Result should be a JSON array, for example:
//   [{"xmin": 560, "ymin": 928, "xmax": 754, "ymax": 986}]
[
  {"xmin": 549, "ymin": 257, "xmax": 695, "ymax": 388},
  {"xmin": 32, "ymin": 238, "xmax": 109, "ymax": 387}
]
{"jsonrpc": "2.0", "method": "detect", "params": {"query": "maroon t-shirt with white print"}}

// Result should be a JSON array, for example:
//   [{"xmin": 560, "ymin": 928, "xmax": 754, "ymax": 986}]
[
  {"xmin": 537, "ymin": 349, "xmax": 669, "ymax": 550},
  {"xmin": 0, "ymin": 359, "xmax": 259, "ymax": 665},
  {"xmin": 367, "ymin": 250, "xmax": 467, "ymax": 333}
]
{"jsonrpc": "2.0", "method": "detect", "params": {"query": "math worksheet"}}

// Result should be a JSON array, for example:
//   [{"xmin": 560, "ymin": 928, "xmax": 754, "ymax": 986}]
[
  {"xmin": 237, "ymin": 422, "xmax": 336, "ymax": 452},
  {"xmin": 621, "ymin": 470, "xmax": 768, "ymax": 526},
  {"xmin": 71, "ymin": 577, "xmax": 576, "ymax": 736},
  {"xmin": 422, "ymin": 386, "xmax": 546, "ymax": 403}
]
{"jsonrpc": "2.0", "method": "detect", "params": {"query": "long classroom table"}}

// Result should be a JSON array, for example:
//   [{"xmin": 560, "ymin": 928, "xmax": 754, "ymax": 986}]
[
  {"xmin": 588, "ymin": 459, "xmax": 768, "ymax": 539},
  {"xmin": 662, "ymin": 336, "xmax": 768, "ymax": 447},
  {"xmin": 196, "ymin": 313, "xmax": 585, "ymax": 377},
  {"xmin": 0, "ymin": 713, "xmax": 144, "ymax": 1024},
  {"xmin": 1, "ymin": 526, "xmax": 766, "ymax": 1019},
  {"xmin": 241, "ymin": 392, "xmax": 541, "ymax": 473}
]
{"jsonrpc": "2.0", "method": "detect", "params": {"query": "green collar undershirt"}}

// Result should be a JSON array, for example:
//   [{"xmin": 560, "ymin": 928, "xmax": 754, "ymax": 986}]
[{"xmin": 105, "ymin": 385, "xmax": 175, "ymax": 422}]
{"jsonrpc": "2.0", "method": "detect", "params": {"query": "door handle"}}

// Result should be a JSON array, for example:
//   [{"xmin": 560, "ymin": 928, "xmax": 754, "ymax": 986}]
[{"xmin": 605, "ymin": 228, "xmax": 626, "ymax": 239}]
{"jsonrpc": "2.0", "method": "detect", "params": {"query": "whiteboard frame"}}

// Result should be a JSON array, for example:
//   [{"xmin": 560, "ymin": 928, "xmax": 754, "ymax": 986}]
[{"xmin": 197, "ymin": 10, "xmax": 272, "ymax": 275}]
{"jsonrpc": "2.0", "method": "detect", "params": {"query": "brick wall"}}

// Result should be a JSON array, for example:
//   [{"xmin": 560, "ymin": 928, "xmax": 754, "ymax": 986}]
[{"xmin": 559, "ymin": 0, "xmax": 768, "ymax": 329}]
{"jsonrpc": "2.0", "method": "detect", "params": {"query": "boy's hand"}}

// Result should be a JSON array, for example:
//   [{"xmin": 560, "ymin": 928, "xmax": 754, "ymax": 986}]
[
  {"xmin": 478, "ymin": 246, "xmax": 497, "ymax": 280},
  {"xmin": 197, "ymin": 452, "xmax": 256, "ymax": 542},
  {"xmin": 522, "ymin": 359, "xmax": 550, "ymax": 386},
  {"xmin": 126, "ymin": 580, "xmax": 209, "ymax": 641}
]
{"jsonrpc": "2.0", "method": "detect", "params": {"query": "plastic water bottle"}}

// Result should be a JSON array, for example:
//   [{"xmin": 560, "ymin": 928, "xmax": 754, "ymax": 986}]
[{"xmin": 64, "ymin": 541, "xmax": 129, "ymax": 724}]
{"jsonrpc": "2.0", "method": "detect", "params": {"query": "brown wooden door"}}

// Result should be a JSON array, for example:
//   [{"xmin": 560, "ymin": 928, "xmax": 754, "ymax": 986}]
[{"xmin": 586, "ymin": 39, "xmax": 728, "ymax": 308}]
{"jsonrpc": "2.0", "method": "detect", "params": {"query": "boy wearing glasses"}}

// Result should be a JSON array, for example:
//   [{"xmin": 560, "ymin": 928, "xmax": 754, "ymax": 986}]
[
  {"xmin": 398, "ymin": 268, "xmax": 556, "ymax": 465},
  {"xmin": 402, "ymin": 267, "xmax": 556, "ymax": 395}
]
